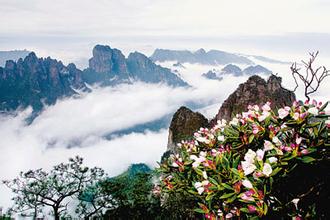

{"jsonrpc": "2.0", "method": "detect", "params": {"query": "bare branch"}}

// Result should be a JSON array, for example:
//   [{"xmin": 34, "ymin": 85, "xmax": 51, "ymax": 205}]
[{"xmin": 291, "ymin": 51, "xmax": 329, "ymax": 101}]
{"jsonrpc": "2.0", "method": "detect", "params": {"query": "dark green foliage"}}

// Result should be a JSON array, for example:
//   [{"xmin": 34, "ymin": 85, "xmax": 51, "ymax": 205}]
[{"xmin": 103, "ymin": 164, "xmax": 161, "ymax": 219}]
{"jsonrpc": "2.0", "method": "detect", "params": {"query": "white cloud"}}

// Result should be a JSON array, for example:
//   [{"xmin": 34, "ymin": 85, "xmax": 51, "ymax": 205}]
[
  {"xmin": 0, "ymin": 60, "xmax": 329, "ymax": 212},
  {"xmin": 0, "ymin": 72, "xmax": 245, "ymax": 210}
]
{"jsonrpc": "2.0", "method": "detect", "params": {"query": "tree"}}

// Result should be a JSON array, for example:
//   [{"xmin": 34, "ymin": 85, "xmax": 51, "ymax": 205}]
[
  {"xmin": 291, "ymin": 51, "xmax": 330, "ymax": 101},
  {"xmin": 3, "ymin": 156, "xmax": 105, "ymax": 220},
  {"xmin": 76, "ymin": 180, "xmax": 117, "ymax": 219}
]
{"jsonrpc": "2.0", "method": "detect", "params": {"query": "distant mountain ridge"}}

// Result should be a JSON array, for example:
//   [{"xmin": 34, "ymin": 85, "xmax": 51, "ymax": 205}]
[
  {"xmin": 0, "ymin": 45, "xmax": 188, "ymax": 113},
  {"xmin": 150, "ymin": 48, "xmax": 253, "ymax": 65}
]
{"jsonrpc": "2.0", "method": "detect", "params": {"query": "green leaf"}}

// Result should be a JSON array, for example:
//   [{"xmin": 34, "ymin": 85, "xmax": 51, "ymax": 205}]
[
  {"xmin": 226, "ymin": 194, "xmax": 237, "ymax": 203},
  {"xmin": 300, "ymin": 156, "xmax": 316, "ymax": 163},
  {"xmin": 194, "ymin": 208, "xmax": 206, "ymax": 214},
  {"xmin": 231, "ymin": 168, "xmax": 241, "ymax": 177},
  {"xmin": 319, "ymin": 101, "xmax": 329, "ymax": 112},
  {"xmin": 264, "ymin": 203, "xmax": 268, "ymax": 215},
  {"xmin": 206, "ymin": 193, "xmax": 214, "ymax": 201},
  {"xmin": 249, "ymin": 135, "xmax": 255, "ymax": 144},
  {"xmin": 209, "ymin": 177, "xmax": 219, "ymax": 186},
  {"xmin": 271, "ymin": 167, "xmax": 282, "ymax": 176},
  {"xmin": 221, "ymin": 183, "xmax": 233, "ymax": 190},
  {"xmin": 220, "ymin": 192, "xmax": 236, "ymax": 199},
  {"xmin": 240, "ymin": 207, "xmax": 250, "ymax": 213}
]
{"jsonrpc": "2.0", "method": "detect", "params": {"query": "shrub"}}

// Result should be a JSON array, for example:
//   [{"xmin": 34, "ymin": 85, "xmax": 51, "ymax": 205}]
[{"xmin": 158, "ymin": 100, "xmax": 329, "ymax": 219}]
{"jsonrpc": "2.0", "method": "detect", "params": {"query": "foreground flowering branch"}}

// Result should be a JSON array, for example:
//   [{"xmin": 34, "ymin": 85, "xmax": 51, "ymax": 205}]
[{"xmin": 157, "ymin": 100, "xmax": 329, "ymax": 219}]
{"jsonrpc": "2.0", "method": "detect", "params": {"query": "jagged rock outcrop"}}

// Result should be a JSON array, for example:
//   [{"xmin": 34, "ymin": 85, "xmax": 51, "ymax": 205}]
[
  {"xmin": 202, "ymin": 70, "xmax": 223, "ymax": 81},
  {"xmin": 0, "ymin": 52, "xmax": 88, "ymax": 112},
  {"xmin": 0, "ymin": 45, "xmax": 189, "ymax": 113},
  {"xmin": 166, "ymin": 74, "xmax": 295, "ymax": 154},
  {"xmin": 82, "ymin": 45, "xmax": 131, "ymax": 86},
  {"xmin": 167, "ymin": 106, "xmax": 209, "ymax": 152},
  {"xmin": 212, "ymin": 74, "xmax": 295, "ymax": 122},
  {"xmin": 82, "ymin": 45, "xmax": 188, "ymax": 87},
  {"xmin": 127, "ymin": 52, "xmax": 188, "ymax": 87}
]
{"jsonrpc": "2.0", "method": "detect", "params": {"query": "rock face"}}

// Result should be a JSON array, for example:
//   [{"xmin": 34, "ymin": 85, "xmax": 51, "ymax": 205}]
[
  {"xmin": 202, "ymin": 70, "xmax": 223, "ymax": 81},
  {"xmin": 212, "ymin": 74, "xmax": 296, "ymax": 122},
  {"xmin": 150, "ymin": 48, "xmax": 253, "ymax": 65},
  {"xmin": 167, "ymin": 106, "xmax": 209, "ymax": 152},
  {"xmin": 83, "ymin": 45, "xmax": 131, "ymax": 86},
  {"xmin": 0, "ymin": 52, "xmax": 88, "ymax": 112},
  {"xmin": 0, "ymin": 45, "xmax": 189, "ymax": 113},
  {"xmin": 83, "ymin": 45, "xmax": 188, "ymax": 87},
  {"xmin": 166, "ymin": 75, "xmax": 295, "ymax": 154},
  {"xmin": 127, "ymin": 52, "xmax": 188, "ymax": 87}
]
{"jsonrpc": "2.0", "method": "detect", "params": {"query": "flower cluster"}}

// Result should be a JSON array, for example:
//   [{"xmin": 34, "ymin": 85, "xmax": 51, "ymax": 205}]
[{"xmin": 158, "ymin": 100, "xmax": 329, "ymax": 219}]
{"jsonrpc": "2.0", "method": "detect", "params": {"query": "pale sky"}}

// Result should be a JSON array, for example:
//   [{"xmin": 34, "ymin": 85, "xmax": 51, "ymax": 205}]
[
  {"xmin": 1, "ymin": 0, "xmax": 330, "ymax": 64},
  {"xmin": 1, "ymin": 0, "xmax": 330, "ymax": 36}
]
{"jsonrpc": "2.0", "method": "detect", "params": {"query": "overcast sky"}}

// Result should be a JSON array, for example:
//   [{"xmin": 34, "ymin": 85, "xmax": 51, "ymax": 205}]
[
  {"xmin": 1, "ymin": 0, "xmax": 330, "ymax": 36},
  {"xmin": 0, "ymin": 0, "xmax": 330, "ymax": 64}
]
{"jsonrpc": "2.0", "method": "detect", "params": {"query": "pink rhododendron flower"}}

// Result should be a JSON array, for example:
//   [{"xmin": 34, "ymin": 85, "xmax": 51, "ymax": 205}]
[
  {"xmin": 241, "ymin": 161, "xmax": 257, "ymax": 176},
  {"xmin": 218, "ymin": 135, "xmax": 225, "ymax": 142},
  {"xmin": 278, "ymin": 108, "xmax": 289, "ymax": 119},
  {"xmin": 242, "ymin": 179, "xmax": 253, "ymax": 189},
  {"xmin": 241, "ymin": 190, "xmax": 255, "ymax": 201},
  {"xmin": 262, "ymin": 163, "xmax": 273, "ymax": 177},
  {"xmin": 296, "ymin": 136, "xmax": 302, "ymax": 145},
  {"xmin": 262, "ymin": 102, "xmax": 271, "ymax": 112},
  {"xmin": 244, "ymin": 149, "xmax": 256, "ymax": 162},
  {"xmin": 252, "ymin": 124, "xmax": 261, "ymax": 134},
  {"xmin": 325, "ymin": 120, "xmax": 330, "ymax": 128},
  {"xmin": 301, "ymin": 149, "xmax": 309, "ymax": 155},
  {"xmin": 256, "ymin": 149, "xmax": 264, "ymax": 161},
  {"xmin": 268, "ymin": 157, "xmax": 278, "ymax": 163},
  {"xmin": 258, "ymin": 111, "xmax": 271, "ymax": 122},
  {"xmin": 264, "ymin": 140, "xmax": 274, "ymax": 151},
  {"xmin": 272, "ymin": 136, "xmax": 282, "ymax": 146}
]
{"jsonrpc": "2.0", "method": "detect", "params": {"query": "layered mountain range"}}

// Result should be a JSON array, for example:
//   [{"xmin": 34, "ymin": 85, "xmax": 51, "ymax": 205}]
[
  {"xmin": 151, "ymin": 48, "xmax": 254, "ymax": 65},
  {"xmin": 0, "ymin": 45, "xmax": 188, "ymax": 112},
  {"xmin": 202, "ymin": 64, "xmax": 272, "ymax": 80}
]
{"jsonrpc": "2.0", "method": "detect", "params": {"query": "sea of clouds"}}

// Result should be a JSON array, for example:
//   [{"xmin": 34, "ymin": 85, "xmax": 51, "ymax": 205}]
[{"xmin": 0, "ymin": 58, "xmax": 329, "ymax": 212}]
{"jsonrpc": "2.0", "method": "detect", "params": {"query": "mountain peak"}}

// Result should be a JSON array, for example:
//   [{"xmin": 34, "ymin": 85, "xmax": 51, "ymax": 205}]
[
  {"xmin": 167, "ymin": 106, "xmax": 209, "ymax": 153},
  {"xmin": 195, "ymin": 48, "xmax": 206, "ymax": 54},
  {"xmin": 212, "ymin": 74, "xmax": 295, "ymax": 122}
]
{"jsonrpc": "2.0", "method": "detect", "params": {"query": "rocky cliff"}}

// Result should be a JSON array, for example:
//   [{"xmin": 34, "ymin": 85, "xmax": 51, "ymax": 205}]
[
  {"xmin": 82, "ymin": 45, "xmax": 131, "ymax": 86},
  {"xmin": 127, "ymin": 52, "xmax": 188, "ymax": 87},
  {"xmin": 0, "ymin": 52, "xmax": 88, "ymax": 112},
  {"xmin": 166, "ymin": 74, "xmax": 296, "ymax": 153},
  {"xmin": 167, "ymin": 106, "xmax": 209, "ymax": 153},
  {"xmin": 0, "ymin": 45, "xmax": 189, "ymax": 113},
  {"xmin": 82, "ymin": 45, "xmax": 188, "ymax": 87},
  {"xmin": 212, "ymin": 74, "xmax": 295, "ymax": 123}
]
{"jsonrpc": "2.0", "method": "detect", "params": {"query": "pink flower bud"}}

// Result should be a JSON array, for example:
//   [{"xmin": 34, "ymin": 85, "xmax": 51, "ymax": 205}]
[
  {"xmin": 247, "ymin": 205, "xmax": 256, "ymax": 213},
  {"xmin": 301, "ymin": 149, "xmax": 309, "ymax": 155}
]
